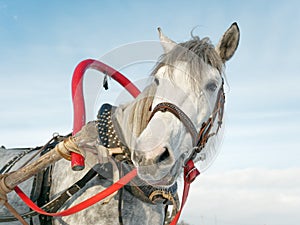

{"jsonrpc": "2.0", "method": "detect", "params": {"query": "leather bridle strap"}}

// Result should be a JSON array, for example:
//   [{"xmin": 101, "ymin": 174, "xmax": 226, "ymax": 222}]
[{"xmin": 195, "ymin": 86, "xmax": 225, "ymax": 151}]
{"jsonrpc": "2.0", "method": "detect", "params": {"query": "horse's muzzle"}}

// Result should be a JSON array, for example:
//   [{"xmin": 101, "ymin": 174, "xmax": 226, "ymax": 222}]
[{"xmin": 132, "ymin": 146, "xmax": 175, "ymax": 183}]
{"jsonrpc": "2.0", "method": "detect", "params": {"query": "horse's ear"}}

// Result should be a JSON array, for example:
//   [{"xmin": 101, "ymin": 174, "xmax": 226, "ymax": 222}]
[
  {"xmin": 216, "ymin": 22, "xmax": 240, "ymax": 63},
  {"xmin": 158, "ymin": 27, "xmax": 177, "ymax": 53}
]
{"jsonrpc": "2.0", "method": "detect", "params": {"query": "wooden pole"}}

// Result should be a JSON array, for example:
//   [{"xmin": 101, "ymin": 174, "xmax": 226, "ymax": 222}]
[
  {"xmin": 0, "ymin": 141, "xmax": 72, "ymax": 225},
  {"xmin": 2, "ymin": 147, "xmax": 63, "ymax": 192}
]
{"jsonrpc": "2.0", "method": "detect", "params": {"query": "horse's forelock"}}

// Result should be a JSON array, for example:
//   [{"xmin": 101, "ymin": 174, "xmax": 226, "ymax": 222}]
[
  {"xmin": 127, "ymin": 83, "xmax": 157, "ymax": 137},
  {"xmin": 152, "ymin": 36, "xmax": 223, "ymax": 91},
  {"xmin": 180, "ymin": 37, "xmax": 223, "ymax": 72}
]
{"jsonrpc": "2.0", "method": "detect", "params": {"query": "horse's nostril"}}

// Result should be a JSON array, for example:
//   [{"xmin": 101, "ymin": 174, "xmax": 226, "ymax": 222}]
[{"xmin": 156, "ymin": 147, "xmax": 170, "ymax": 164}]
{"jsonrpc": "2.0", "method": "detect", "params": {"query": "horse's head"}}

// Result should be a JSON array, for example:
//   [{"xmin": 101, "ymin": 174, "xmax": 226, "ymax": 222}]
[{"xmin": 131, "ymin": 23, "xmax": 240, "ymax": 187}]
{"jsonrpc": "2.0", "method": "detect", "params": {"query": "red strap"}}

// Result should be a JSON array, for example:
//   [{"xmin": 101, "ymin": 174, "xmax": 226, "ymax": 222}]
[
  {"xmin": 14, "ymin": 161, "xmax": 199, "ymax": 224},
  {"xmin": 170, "ymin": 160, "xmax": 200, "ymax": 225},
  {"xmin": 14, "ymin": 168, "xmax": 137, "ymax": 217},
  {"xmin": 70, "ymin": 59, "xmax": 141, "ymax": 170}
]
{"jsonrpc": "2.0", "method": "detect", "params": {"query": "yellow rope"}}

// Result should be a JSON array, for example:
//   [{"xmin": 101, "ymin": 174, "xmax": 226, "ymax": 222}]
[{"xmin": 55, "ymin": 137, "xmax": 84, "ymax": 161}]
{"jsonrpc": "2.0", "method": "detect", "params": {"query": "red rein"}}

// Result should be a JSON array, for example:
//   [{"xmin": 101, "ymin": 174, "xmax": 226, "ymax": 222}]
[
  {"xmin": 70, "ymin": 59, "xmax": 200, "ymax": 224},
  {"xmin": 14, "ymin": 169, "xmax": 137, "ymax": 217},
  {"xmin": 71, "ymin": 59, "xmax": 140, "ymax": 170}
]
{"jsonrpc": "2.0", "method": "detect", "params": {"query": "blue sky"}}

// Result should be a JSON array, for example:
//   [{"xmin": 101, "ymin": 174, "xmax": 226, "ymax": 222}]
[{"xmin": 1, "ymin": 1, "xmax": 300, "ymax": 224}]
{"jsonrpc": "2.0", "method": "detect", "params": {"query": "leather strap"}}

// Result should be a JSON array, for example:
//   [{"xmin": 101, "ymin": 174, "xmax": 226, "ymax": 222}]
[{"xmin": 41, "ymin": 167, "xmax": 99, "ymax": 213}]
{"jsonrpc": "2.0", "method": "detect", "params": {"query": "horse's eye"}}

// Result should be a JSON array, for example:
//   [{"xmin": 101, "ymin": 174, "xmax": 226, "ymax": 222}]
[{"xmin": 206, "ymin": 82, "xmax": 217, "ymax": 92}]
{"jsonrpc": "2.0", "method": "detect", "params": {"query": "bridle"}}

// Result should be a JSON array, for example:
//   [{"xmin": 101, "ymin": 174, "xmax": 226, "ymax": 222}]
[
  {"xmin": 149, "ymin": 80, "xmax": 225, "ymax": 165},
  {"xmin": 147, "ymin": 80, "xmax": 225, "ymax": 224}
]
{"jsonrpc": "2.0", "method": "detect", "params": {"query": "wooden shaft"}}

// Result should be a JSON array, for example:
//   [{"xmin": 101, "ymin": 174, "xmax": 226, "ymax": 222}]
[{"xmin": 4, "ymin": 147, "xmax": 63, "ymax": 191}]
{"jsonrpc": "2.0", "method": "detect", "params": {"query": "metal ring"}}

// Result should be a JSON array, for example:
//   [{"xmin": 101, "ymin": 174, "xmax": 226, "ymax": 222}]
[{"xmin": 185, "ymin": 167, "xmax": 198, "ymax": 183}]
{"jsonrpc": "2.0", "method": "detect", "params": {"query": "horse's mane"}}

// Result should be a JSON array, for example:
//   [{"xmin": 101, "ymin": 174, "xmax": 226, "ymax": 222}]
[{"xmin": 151, "ymin": 36, "xmax": 223, "ymax": 92}]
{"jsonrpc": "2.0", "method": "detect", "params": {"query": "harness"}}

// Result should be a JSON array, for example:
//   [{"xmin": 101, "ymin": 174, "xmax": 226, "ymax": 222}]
[
  {"xmin": 0, "ymin": 103, "xmax": 180, "ymax": 224},
  {"xmin": 1, "ymin": 58, "xmax": 225, "ymax": 225}
]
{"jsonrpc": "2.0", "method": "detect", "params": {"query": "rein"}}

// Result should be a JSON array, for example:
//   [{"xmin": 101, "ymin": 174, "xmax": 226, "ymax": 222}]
[
  {"xmin": 70, "ymin": 59, "xmax": 141, "ymax": 170},
  {"xmin": 14, "ymin": 169, "xmax": 137, "ymax": 217}
]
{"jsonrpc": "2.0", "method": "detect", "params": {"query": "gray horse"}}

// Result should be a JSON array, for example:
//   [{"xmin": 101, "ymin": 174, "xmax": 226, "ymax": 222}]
[{"xmin": 0, "ymin": 23, "xmax": 239, "ymax": 225}]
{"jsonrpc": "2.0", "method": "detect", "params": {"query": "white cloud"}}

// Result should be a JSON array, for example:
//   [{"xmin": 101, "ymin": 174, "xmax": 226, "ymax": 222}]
[
  {"xmin": 181, "ymin": 167, "xmax": 300, "ymax": 225},
  {"xmin": 0, "ymin": 126, "xmax": 71, "ymax": 148}
]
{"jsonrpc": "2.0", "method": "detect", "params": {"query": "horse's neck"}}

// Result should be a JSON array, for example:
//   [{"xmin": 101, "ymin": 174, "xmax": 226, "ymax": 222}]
[{"xmin": 113, "ymin": 83, "xmax": 157, "ymax": 149}]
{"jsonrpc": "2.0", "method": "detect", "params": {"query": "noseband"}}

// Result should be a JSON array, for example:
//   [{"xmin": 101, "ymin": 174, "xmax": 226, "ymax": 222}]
[{"xmin": 149, "ymin": 81, "xmax": 225, "ymax": 162}]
